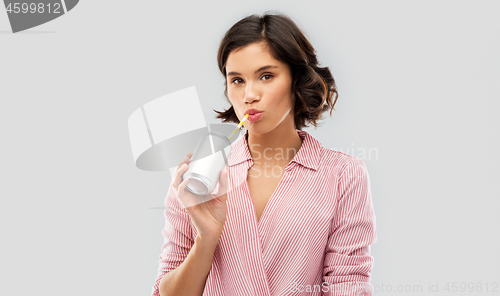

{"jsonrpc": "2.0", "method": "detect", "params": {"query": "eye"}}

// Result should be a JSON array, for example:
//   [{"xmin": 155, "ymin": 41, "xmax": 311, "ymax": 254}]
[
  {"xmin": 261, "ymin": 74, "xmax": 273, "ymax": 81},
  {"xmin": 231, "ymin": 78, "xmax": 243, "ymax": 85}
]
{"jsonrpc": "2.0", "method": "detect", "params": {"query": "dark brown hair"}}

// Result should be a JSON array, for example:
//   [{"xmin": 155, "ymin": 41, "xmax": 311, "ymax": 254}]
[{"xmin": 213, "ymin": 11, "xmax": 338, "ymax": 130}]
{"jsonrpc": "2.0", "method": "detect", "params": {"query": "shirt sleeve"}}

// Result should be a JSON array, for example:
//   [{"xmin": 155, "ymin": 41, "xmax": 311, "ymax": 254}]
[
  {"xmin": 151, "ymin": 180, "xmax": 195, "ymax": 296},
  {"xmin": 322, "ymin": 157, "xmax": 377, "ymax": 296}
]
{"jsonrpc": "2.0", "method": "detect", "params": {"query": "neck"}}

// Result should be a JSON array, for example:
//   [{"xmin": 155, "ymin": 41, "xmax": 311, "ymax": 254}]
[{"xmin": 246, "ymin": 125, "xmax": 303, "ymax": 168}]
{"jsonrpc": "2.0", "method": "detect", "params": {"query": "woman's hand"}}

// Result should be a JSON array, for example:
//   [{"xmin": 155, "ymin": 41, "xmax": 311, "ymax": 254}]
[{"xmin": 172, "ymin": 152, "xmax": 229, "ymax": 242}]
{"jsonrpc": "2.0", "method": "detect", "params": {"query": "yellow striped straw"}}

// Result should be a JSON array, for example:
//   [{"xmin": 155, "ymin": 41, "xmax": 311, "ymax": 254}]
[{"xmin": 228, "ymin": 114, "xmax": 249, "ymax": 141}]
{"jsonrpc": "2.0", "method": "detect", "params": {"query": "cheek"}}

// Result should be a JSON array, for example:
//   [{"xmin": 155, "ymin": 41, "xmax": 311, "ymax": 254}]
[
  {"xmin": 227, "ymin": 84, "xmax": 240, "ymax": 97},
  {"xmin": 226, "ymin": 88, "xmax": 241, "ymax": 115},
  {"xmin": 272, "ymin": 81, "xmax": 293, "ymax": 107},
  {"xmin": 227, "ymin": 90, "xmax": 237, "ymax": 106},
  {"xmin": 226, "ymin": 86, "xmax": 235, "ymax": 101}
]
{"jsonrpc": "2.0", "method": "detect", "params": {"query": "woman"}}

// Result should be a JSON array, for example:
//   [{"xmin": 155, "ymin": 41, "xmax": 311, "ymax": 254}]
[{"xmin": 153, "ymin": 12, "xmax": 376, "ymax": 296}]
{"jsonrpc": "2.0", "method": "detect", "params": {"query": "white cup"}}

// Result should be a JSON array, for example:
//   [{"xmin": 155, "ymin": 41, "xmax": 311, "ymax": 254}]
[{"xmin": 182, "ymin": 131, "xmax": 231, "ymax": 195}]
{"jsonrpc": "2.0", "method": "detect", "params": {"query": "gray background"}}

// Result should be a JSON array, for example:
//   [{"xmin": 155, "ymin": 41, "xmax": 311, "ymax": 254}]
[{"xmin": 1, "ymin": 1, "xmax": 499, "ymax": 295}]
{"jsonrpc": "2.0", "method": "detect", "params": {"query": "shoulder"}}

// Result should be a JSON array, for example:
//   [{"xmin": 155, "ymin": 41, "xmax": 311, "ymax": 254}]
[{"xmin": 319, "ymin": 146, "xmax": 367, "ymax": 176}]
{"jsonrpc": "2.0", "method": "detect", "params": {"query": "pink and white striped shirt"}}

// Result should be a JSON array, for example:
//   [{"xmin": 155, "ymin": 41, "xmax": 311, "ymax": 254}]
[{"xmin": 152, "ymin": 130, "xmax": 377, "ymax": 296}]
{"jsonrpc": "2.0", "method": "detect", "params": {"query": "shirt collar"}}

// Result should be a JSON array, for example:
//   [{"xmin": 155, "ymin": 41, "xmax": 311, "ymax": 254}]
[{"xmin": 227, "ymin": 129, "xmax": 322, "ymax": 171}]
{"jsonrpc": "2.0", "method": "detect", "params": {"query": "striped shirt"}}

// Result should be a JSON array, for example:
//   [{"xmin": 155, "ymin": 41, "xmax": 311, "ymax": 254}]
[{"xmin": 152, "ymin": 130, "xmax": 377, "ymax": 296}]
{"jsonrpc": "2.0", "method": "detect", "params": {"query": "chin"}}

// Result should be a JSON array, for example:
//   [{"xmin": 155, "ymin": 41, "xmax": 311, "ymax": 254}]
[{"xmin": 246, "ymin": 124, "xmax": 277, "ymax": 136}]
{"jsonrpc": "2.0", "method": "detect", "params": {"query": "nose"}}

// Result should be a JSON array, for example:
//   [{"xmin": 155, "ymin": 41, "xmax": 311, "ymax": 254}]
[{"xmin": 243, "ymin": 81, "xmax": 260, "ymax": 104}]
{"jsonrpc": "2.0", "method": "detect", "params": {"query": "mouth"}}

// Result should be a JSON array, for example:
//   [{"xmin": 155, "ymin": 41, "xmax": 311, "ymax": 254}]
[
  {"xmin": 244, "ymin": 108, "xmax": 262, "ymax": 116},
  {"xmin": 244, "ymin": 108, "xmax": 263, "ymax": 122},
  {"xmin": 247, "ymin": 113, "xmax": 263, "ymax": 122}
]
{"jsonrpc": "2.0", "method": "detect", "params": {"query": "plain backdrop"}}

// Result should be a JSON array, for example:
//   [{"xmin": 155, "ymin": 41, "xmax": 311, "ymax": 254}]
[{"xmin": 1, "ymin": 1, "xmax": 499, "ymax": 295}]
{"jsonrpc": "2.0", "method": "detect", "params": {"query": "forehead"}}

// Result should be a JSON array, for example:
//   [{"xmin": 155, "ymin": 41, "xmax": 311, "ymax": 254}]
[{"xmin": 226, "ymin": 42, "xmax": 283, "ymax": 72}]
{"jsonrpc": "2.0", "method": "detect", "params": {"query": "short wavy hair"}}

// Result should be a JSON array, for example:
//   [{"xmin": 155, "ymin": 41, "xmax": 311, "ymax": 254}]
[{"xmin": 213, "ymin": 11, "xmax": 338, "ymax": 130}]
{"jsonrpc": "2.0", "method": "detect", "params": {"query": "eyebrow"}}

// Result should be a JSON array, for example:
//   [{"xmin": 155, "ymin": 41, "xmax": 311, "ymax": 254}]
[{"xmin": 227, "ymin": 65, "xmax": 278, "ymax": 77}]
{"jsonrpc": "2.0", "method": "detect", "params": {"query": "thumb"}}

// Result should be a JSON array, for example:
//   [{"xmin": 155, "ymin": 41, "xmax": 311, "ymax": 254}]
[
  {"xmin": 216, "ymin": 167, "xmax": 229, "ymax": 203},
  {"xmin": 219, "ymin": 167, "xmax": 228, "ymax": 193}
]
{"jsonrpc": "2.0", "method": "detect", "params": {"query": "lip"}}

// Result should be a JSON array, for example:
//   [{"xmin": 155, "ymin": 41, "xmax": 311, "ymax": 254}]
[
  {"xmin": 244, "ymin": 108, "xmax": 263, "ymax": 122},
  {"xmin": 247, "ymin": 113, "xmax": 263, "ymax": 122},
  {"xmin": 244, "ymin": 108, "xmax": 262, "ymax": 115}
]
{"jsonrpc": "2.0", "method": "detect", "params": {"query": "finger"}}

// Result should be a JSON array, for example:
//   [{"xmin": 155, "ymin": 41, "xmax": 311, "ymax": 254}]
[
  {"xmin": 178, "ymin": 174, "xmax": 188, "ymax": 190},
  {"xmin": 178, "ymin": 177, "xmax": 194, "ymax": 208},
  {"xmin": 218, "ymin": 167, "xmax": 229, "ymax": 194},
  {"xmin": 219, "ymin": 192, "xmax": 228, "ymax": 205},
  {"xmin": 172, "ymin": 152, "xmax": 192, "ymax": 193},
  {"xmin": 173, "ymin": 163, "xmax": 188, "ymax": 190},
  {"xmin": 177, "ymin": 153, "xmax": 191, "ymax": 168}
]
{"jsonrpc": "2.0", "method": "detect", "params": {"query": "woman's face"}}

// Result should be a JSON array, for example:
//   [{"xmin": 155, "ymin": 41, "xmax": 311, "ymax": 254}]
[{"xmin": 225, "ymin": 41, "xmax": 295, "ymax": 135}]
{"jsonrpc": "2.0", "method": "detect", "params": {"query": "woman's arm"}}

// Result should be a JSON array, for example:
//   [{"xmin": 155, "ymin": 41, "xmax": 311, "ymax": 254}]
[
  {"xmin": 159, "ymin": 234, "xmax": 220, "ymax": 296},
  {"xmin": 151, "ymin": 180, "xmax": 221, "ymax": 296},
  {"xmin": 322, "ymin": 157, "xmax": 377, "ymax": 296},
  {"xmin": 152, "ymin": 155, "xmax": 228, "ymax": 296}
]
